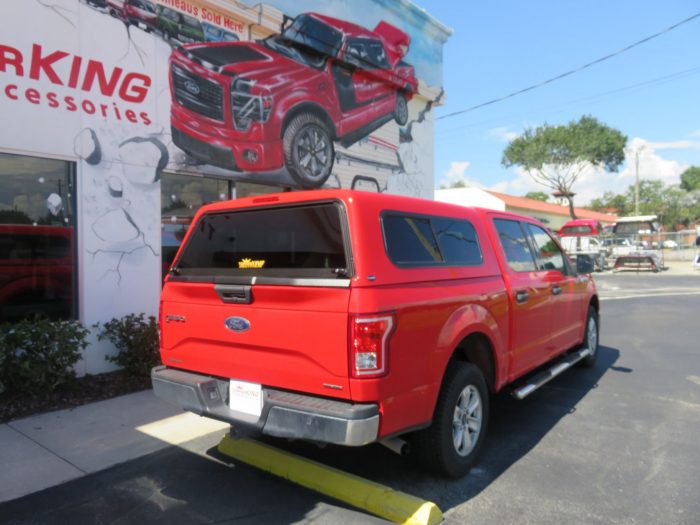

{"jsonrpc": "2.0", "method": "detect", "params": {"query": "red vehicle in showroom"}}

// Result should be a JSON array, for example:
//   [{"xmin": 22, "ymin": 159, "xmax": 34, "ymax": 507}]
[
  {"xmin": 169, "ymin": 13, "xmax": 418, "ymax": 187},
  {"xmin": 0, "ymin": 225, "xmax": 73, "ymax": 321}
]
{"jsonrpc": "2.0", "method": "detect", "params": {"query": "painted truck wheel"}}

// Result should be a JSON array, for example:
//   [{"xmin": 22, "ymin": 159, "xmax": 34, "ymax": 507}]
[{"xmin": 283, "ymin": 114, "xmax": 334, "ymax": 188}]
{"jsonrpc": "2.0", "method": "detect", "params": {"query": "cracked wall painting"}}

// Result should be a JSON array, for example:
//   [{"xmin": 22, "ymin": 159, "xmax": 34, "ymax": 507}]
[{"xmin": 0, "ymin": 0, "xmax": 446, "ymax": 371}]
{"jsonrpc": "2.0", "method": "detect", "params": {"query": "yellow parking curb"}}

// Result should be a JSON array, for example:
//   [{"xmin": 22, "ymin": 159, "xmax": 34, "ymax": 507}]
[{"xmin": 217, "ymin": 434, "xmax": 443, "ymax": 525}]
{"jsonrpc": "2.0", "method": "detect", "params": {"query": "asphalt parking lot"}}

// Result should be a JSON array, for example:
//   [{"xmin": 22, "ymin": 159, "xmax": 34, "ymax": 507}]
[{"xmin": 2, "ymin": 269, "xmax": 699, "ymax": 524}]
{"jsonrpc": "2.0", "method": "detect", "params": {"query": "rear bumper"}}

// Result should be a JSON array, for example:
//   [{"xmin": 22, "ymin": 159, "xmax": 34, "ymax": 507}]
[{"xmin": 151, "ymin": 366, "xmax": 379, "ymax": 446}]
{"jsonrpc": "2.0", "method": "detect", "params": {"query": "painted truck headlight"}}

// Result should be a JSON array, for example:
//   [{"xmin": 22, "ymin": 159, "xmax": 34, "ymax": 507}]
[{"xmin": 230, "ymin": 77, "xmax": 272, "ymax": 131}]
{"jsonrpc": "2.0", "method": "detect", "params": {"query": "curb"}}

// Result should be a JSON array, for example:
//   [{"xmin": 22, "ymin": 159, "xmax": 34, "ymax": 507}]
[{"xmin": 217, "ymin": 434, "xmax": 443, "ymax": 525}]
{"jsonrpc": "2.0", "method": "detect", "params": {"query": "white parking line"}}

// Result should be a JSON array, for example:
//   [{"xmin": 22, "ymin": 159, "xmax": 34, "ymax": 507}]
[{"xmin": 601, "ymin": 290, "xmax": 700, "ymax": 301}]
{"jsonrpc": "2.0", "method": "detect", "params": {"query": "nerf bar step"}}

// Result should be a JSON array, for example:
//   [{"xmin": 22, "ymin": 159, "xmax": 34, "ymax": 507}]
[{"xmin": 511, "ymin": 347, "xmax": 591, "ymax": 400}]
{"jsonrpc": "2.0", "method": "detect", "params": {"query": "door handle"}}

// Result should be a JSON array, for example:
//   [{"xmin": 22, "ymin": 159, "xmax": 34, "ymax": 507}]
[
  {"xmin": 552, "ymin": 285, "xmax": 562, "ymax": 295},
  {"xmin": 515, "ymin": 290, "xmax": 529, "ymax": 304}
]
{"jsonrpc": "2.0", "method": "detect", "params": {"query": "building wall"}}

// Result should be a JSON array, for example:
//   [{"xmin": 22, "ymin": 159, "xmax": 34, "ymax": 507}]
[{"xmin": 0, "ymin": 0, "xmax": 449, "ymax": 373}]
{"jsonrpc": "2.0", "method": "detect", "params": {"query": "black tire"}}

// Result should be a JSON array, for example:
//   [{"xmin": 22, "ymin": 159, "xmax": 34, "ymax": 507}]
[
  {"xmin": 282, "ymin": 113, "xmax": 334, "ymax": 188},
  {"xmin": 394, "ymin": 92, "xmax": 408, "ymax": 126},
  {"xmin": 412, "ymin": 362, "xmax": 489, "ymax": 478},
  {"xmin": 579, "ymin": 306, "xmax": 599, "ymax": 367}
]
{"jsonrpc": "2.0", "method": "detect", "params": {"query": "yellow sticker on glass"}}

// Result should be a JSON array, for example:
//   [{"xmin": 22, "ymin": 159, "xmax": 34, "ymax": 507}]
[{"xmin": 238, "ymin": 258, "xmax": 265, "ymax": 269}]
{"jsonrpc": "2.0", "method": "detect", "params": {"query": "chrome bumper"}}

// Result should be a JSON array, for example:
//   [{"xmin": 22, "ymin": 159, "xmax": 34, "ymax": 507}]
[{"xmin": 151, "ymin": 366, "xmax": 379, "ymax": 446}]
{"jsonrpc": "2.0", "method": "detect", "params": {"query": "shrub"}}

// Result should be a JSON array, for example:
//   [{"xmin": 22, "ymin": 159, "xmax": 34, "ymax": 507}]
[
  {"xmin": 0, "ymin": 319, "xmax": 89, "ymax": 396},
  {"xmin": 96, "ymin": 313, "xmax": 159, "ymax": 377}
]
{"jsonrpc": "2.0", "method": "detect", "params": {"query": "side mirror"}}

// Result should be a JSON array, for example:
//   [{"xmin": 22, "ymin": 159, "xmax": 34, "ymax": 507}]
[
  {"xmin": 576, "ymin": 254, "xmax": 595, "ymax": 274},
  {"xmin": 281, "ymin": 14, "xmax": 293, "ymax": 33}
]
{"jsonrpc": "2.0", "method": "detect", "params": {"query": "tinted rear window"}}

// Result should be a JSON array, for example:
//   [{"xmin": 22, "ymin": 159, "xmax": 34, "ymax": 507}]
[
  {"xmin": 174, "ymin": 203, "xmax": 348, "ymax": 278},
  {"xmin": 382, "ymin": 213, "xmax": 482, "ymax": 267},
  {"xmin": 561, "ymin": 225, "xmax": 593, "ymax": 235}
]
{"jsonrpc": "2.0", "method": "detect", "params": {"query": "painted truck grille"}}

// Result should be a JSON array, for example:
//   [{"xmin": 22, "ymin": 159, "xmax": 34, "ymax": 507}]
[{"xmin": 171, "ymin": 64, "xmax": 224, "ymax": 122}]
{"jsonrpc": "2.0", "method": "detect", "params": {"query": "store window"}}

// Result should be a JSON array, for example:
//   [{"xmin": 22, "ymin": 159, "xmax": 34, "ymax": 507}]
[
  {"xmin": 161, "ymin": 172, "xmax": 232, "ymax": 277},
  {"xmin": 0, "ymin": 152, "xmax": 76, "ymax": 321}
]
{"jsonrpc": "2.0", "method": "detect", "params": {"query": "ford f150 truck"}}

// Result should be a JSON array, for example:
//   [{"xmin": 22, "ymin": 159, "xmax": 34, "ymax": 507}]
[
  {"xmin": 152, "ymin": 190, "xmax": 599, "ymax": 477},
  {"xmin": 169, "ymin": 12, "xmax": 417, "ymax": 188}
]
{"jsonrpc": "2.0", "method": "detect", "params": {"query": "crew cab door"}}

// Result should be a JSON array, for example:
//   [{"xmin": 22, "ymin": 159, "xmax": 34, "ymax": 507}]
[
  {"xmin": 343, "ymin": 38, "xmax": 394, "ymax": 105},
  {"xmin": 524, "ymin": 223, "xmax": 587, "ymax": 353},
  {"xmin": 492, "ymin": 218, "xmax": 554, "ymax": 379}
]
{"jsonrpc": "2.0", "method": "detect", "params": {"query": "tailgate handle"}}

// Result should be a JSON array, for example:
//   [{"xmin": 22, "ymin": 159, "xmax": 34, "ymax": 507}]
[{"xmin": 215, "ymin": 284, "xmax": 252, "ymax": 304}]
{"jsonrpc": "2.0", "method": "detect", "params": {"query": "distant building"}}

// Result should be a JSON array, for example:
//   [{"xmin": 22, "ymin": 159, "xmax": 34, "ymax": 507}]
[{"xmin": 434, "ymin": 188, "xmax": 618, "ymax": 231}]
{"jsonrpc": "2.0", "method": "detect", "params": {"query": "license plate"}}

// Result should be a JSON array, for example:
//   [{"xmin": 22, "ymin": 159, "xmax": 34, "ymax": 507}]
[{"xmin": 229, "ymin": 379, "xmax": 262, "ymax": 417}]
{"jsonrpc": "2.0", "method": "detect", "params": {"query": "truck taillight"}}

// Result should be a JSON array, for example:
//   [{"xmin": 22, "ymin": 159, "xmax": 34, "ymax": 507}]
[{"xmin": 350, "ymin": 315, "xmax": 394, "ymax": 378}]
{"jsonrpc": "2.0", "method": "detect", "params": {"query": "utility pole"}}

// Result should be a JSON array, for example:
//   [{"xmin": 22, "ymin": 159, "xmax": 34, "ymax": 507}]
[
  {"xmin": 630, "ymin": 144, "xmax": 645, "ymax": 216},
  {"xmin": 635, "ymin": 149, "xmax": 640, "ymax": 216}
]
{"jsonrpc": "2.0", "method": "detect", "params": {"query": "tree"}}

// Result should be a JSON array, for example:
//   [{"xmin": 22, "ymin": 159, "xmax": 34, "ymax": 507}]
[
  {"xmin": 625, "ymin": 179, "xmax": 665, "ymax": 215},
  {"xmin": 502, "ymin": 115, "xmax": 627, "ymax": 218},
  {"xmin": 588, "ymin": 191, "xmax": 629, "ymax": 215},
  {"xmin": 524, "ymin": 191, "xmax": 549, "ymax": 202},
  {"xmin": 680, "ymin": 166, "xmax": 700, "ymax": 192}
]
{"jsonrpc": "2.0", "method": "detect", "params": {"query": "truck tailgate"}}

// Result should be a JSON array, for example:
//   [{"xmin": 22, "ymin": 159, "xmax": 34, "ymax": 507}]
[{"xmin": 160, "ymin": 282, "xmax": 351, "ymax": 399}]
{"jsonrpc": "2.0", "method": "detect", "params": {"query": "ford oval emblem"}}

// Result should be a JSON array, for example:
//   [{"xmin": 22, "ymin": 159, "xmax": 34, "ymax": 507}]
[
  {"xmin": 225, "ymin": 316, "xmax": 250, "ymax": 333},
  {"xmin": 184, "ymin": 79, "xmax": 200, "ymax": 95}
]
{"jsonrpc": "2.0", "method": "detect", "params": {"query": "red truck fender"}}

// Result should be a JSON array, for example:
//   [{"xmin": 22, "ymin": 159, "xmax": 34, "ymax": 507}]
[{"xmin": 434, "ymin": 302, "xmax": 509, "ymax": 395}]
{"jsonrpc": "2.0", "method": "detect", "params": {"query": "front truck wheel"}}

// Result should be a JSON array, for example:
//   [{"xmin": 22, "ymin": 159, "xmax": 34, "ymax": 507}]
[
  {"xmin": 579, "ymin": 306, "xmax": 599, "ymax": 367},
  {"xmin": 412, "ymin": 362, "xmax": 490, "ymax": 478},
  {"xmin": 283, "ymin": 113, "xmax": 334, "ymax": 188}
]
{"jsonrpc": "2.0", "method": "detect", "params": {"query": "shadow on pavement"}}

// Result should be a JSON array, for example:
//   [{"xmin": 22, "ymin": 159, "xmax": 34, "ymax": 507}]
[
  {"xmin": 0, "ymin": 432, "xmax": 390, "ymax": 525},
  {"xmin": 0, "ymin": 346, "xmax": 619, "ymax": 523},
  {"xmin": 241, "ymin": 345, "xmax": 621, "ymax": 515}
]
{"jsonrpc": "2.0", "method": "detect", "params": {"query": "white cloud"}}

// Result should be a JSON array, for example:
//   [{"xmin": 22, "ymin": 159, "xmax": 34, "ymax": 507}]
[
  {"xmin": 691, "ymin": 130, "xmax": 700, "ymax": 137},
  {"xmin": 490, "ymin": 136, "xmax": 690, "ymax": 205},
  {"xmin": 488, "ymin": 127, "xmax": 520, "ymax": 142},
  {"xmin": 648, "ymin": 140, "xmax": 700, "ymax": 150},
  {"xmin": 439, "ymin": 161, "xmax": 486, "ymax": 188}
]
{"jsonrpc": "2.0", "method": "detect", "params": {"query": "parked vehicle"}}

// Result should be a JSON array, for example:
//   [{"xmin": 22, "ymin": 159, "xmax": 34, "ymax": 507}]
[
  {"xmin": 158, "ymin": 6, "xmax": 204, "ymax": 43},
  {"xmin": 169, "ymin": 12, "xmax": 418, "ymax": 188},
  {"xmin": 152, "ymin": 190, "xmax": 599, "ymax": 478},
  {"xmin": 558, "ymin": 219, "xmax": 608, "ymax": 271},
  {"xmin": 661, "ymin": 239, "xmax": 678, "ymax": 249},
  {"xmin": 108, "ymin": 0, "xmax": 158, "ymax": 32},
  {"xmin": 611, "ymin": 215, "xmax": 663, "ymax": 272},
  {"xmin": 0, "ymin": 225, "xmax": 73, "ymax": 321},
  {"xmin": 202, "ymin": 22, "xmax": 240, "ymax": 43}
]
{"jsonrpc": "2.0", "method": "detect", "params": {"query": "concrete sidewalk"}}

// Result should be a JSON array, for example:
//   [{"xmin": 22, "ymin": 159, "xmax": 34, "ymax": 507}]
[{"xmin": 0, "ymin": 390, "xmax": 229, "ymax": 503}]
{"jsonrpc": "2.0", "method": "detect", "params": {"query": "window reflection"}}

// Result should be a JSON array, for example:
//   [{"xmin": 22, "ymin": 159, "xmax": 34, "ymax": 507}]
[
  {"xmin": 0, "ymin": 152, "xmax": 76, "ymax": 321},
  {"xmin": 160, "ymin": 172, "xmax": 231, "ymax": 278}
]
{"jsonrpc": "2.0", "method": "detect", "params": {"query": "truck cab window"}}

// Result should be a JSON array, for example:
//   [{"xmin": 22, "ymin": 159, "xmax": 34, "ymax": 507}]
[
  {"xmin": 493, "ymin": 219, "xmax": 536, "ymax": 272},
  {"xmin": 526, "ymin": 224, "xmax": 566, "ymax": 273}
]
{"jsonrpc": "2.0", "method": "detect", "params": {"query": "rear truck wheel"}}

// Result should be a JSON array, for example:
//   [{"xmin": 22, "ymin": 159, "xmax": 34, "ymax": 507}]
[
  {"xmin": 412, "ymin": 362, "xmax": 489, "ymax": 478},
  {"xmin": 579, "ymin": 306, "xmax": 599, "ymax": 368},
  {"xmin": 394, "ymin": 92, "xmax": 408, "ymax": 126},
  {"xmin": 283, "ymin": 113, "xmax": 334, "ymax": 188}
]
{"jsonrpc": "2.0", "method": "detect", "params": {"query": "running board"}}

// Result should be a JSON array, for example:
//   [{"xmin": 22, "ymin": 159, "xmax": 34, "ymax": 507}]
[{"xmin": 511, "ymin": 347, "xmax": 591, "ymax": 400}]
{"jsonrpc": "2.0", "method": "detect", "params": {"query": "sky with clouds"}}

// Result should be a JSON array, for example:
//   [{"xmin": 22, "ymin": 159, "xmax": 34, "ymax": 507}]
[{"xmin": 419, "ymin": 0, "xmax": 700, "ymax": 204}]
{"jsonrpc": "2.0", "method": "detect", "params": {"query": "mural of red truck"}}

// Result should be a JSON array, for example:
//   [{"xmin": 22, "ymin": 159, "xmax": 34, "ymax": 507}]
[{"xmin": 170, "ymin": 12, "xmax": 418, "ymax": 187}]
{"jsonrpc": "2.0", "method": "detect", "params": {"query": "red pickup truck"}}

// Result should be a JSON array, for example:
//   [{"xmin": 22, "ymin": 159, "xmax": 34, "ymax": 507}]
[
  {"xmin": 152, "ymin": 190, "xmax": 599, "ymax": 477},
  {"xmin": 169, "ymin": 12, "xmax": 417, "ymax": 188}
]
